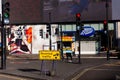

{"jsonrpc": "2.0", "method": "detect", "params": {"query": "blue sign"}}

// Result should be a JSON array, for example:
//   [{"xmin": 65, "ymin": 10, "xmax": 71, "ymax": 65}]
[{"xmin": 80, "ymin": 26, "xmax": 95, "ymax": 37}]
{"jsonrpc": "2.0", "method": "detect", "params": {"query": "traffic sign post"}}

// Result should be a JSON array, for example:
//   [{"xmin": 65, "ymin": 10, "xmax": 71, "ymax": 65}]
[
  {"xmin": 39, "ymin": 50, "xmax": 60, "ymax": 60},
  {"xmin": 39, "ymin": 50, "xmax": 60, "ymax": 76}
]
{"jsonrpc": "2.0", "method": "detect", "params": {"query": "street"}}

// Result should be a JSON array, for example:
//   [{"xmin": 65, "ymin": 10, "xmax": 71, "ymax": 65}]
[
  {"xmin": 0, "ymin": 74, "xmax": 33, "ymax": 80},
  {"xmin": 0, "ymin": 56, "xmax": 120, "ymax": 80},
  {"xmin": 72, "ymin": 60, "xmax": 120, "ymax": 80},
  {"xmin": 0, "ymin": 0, "xmax": 120, "ymax": 80}
]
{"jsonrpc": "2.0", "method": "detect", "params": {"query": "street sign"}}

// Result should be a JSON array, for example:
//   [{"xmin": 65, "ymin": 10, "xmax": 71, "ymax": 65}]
[
  {"xmin": 62, "ymin": 36, "xmax": 73, "ymax": 42},
  {"xmin": 39, "ymin": 50, "xmax": 60, "ymax": 60}
]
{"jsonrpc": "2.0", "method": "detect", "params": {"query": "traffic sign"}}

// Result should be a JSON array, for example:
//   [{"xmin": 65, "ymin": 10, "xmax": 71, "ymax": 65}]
[{"xmin": 39, "ymin": 50, "xmax": 60, "ymax": 60}]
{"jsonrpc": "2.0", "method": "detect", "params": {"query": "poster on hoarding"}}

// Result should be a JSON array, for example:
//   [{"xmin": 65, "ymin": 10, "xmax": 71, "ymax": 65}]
[{"xmin": 8, "ymin": 25, "xmax": 32, "ymax": 54}]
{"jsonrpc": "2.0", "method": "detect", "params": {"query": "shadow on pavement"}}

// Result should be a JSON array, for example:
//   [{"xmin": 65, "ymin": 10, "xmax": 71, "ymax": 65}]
[{"xmin": 18, "ymin": 68, "xmax": 40, "ymax": 72}]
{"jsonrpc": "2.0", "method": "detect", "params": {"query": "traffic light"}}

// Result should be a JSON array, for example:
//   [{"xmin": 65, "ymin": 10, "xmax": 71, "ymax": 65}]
[
  {"xmin": 76, "ymin": 13, "xmax": 84, "ymax": 32},
  {"xmin": 40, "ymin": 29, "xmax": 43, "ymax": 38},
  {"xmin": 103, "ymin": 20, "xmax": 107, "ymax": 31},
  {"xmin": 46, "ymin": 25, "xmax": 51, "ymax": 34},
  {"xmin": 76, "ymin": 13, "xmax": 81, "ymax": 26},
  {"xmin": 3, "ymin": 2, "xmax": 10, "ymax": 24}
]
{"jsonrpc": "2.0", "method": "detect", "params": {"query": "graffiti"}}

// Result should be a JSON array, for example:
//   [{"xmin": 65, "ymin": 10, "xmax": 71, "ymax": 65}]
[
  {"xmin": 7, "ymin": 24, "xmax": 57, "ymax": 54},
  {"xmin": 8, "ymin": 25, "xmax": 32, "ymax": 54},
  {"xmin": 25, "ymin": 27, "xmax": 32, "ymax": 43}
]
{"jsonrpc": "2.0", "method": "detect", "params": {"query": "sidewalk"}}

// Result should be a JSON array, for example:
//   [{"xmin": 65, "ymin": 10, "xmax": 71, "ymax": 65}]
[
  {"xmin": 7, "ymin": 53, "xmax": 108, "ymax": 60},
  {"xmin": 0, "ymin": 53, "xmax": 119, "ymax": 80}
]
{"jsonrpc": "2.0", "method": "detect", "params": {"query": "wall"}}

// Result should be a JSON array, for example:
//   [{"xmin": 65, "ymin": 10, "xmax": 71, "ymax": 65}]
[
  {"xmin": 112, "ymin": 0, "xmax": 120, "ymax": 20},
  {"xmin": 75, "ymin": 41, "xmax": 96, "ymax": 54},
  {"xmin": 8, "ymin": 24, "xmax": 58, "ymax": 54}
]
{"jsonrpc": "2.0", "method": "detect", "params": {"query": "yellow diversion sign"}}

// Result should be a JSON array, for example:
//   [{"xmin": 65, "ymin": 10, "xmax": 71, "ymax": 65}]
[{"xmin": 39, "ymin": 50, "xmax": 61, "ymax": 60}]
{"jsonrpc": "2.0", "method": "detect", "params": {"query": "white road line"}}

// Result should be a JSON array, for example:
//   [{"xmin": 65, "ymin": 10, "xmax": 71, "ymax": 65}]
[{"xmin": 92, "ymin": 69, "xmax": 120, "ymax": 72}]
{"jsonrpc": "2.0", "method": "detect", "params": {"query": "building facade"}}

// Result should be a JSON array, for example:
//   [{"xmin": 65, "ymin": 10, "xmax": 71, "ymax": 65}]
[{"xmin": 1, "ymin": 0, "xmax": 120, "ymax": 54}]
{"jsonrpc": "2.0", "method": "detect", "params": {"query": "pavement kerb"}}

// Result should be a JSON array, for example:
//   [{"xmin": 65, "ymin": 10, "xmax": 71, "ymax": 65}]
[
  {"xmin": 0, "ymin": 72, "xmax": 46, "ymax": 80},
  {"xmin": 7, "ymin": 54, "xmax": 39, "ymax": 60},
  {"xmin": 6, "ymin": 54, "xmax": 108, "ymax": 60}
]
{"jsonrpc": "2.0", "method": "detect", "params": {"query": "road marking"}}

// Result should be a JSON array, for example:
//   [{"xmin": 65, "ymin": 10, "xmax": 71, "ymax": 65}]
[
  {"xmin": 92, "ymin": 69, "xmax": 120, "ymax": 72},
  {"xmin": 104, "ymin": 63, "xmax": 120, "ymax": 66},
  {"xmin": 71, "ymin": 65, "xmax": 104, "ymax": 80},
  {"xmin": 81, "ymin": 57, "xmax": 117, "ymax": 59},
  {"xmin": 0, "ymin": 74, "xmax": 32, "ymax": 80}
]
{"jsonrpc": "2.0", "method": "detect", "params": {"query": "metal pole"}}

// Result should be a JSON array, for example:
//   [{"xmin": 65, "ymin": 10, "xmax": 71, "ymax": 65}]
[
  {"xmin": 48, "ymin": 12, "xmax": 55, "ymax": 76},
  {"xmin": 76, "ymin": 26, "xmax": 81, "ymax": 63},
  {"xmin": 60, "ymin": 25, "xmax": 64, "ymax": 60},
  {"xmin": 49, "ymin": 24, "xmax": 52, "ymax": 50},
  {"xmin": 48, "ymin": 13, "xmax": 52, "ymax": 50},
  {"xmin": 1, "ymin": 0, "xmax": 6, "ymax": 69},
  {"xmin": 106, "ymin": 0, "xmax": 110, "ymax": 60},
  {"xmin": 49, "ymin": 12, "xmax": 52, "ymax": 50},
  {"xmin": 78, "ymin": 39, "xmax": 81, "ymax": 63}
]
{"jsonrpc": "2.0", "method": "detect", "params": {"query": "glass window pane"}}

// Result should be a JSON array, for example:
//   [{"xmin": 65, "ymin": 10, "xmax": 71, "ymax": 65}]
[
  {"xmin": 90, "ymin": 24, "xmax": 99, "ymax": 30},
  {"xmin": 66, "ymin": 25, "xmax": 72, "ymax": 31},
  {"xmin": 108, "ymin": 23, "xmax": 114, "ymax": 30},
  {"xmin": 62, "ymin": 25, "xmax": 66, "ymax": 31},
  {"xmin": 72, "ymin": 24, "xmax": 76, "ymax": 31}
]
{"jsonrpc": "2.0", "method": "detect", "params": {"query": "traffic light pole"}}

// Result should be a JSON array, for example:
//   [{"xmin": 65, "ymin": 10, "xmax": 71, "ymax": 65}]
[
  {"xmin": 76, "ymin": 13, "xmax": 82, "ymax": 64},
  {"xmin": 60, "ymin": 25, "xmax": 64, "ymax": 60},
  {"xmin": 1, "ymin": 23, "xmax": 6, "ymax": 69},
  {"xmin": 106, "ymin": 0, "xmax": 110, "ymax": 60},
  {"xmin": 76, "ymin": 26, "xmax": 81, "ymax": 64},
  {"xmin": 1, "ymin": 0, "xmax": 6, "ymax": 69},
  {"xmin": 78, "ymin": 34, "xmax": 81, "ymax": 63},
  {"xmin": 48, "ymin": 12, "xmax": 56, "ymax": 76},
  {"xmin": 49, "ymin": 12, "xmax": 52, "ymax": 50}
]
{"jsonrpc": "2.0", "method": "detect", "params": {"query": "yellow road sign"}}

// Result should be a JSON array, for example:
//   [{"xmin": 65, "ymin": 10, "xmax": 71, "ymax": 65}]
[{"xmin": 39, "ymin": 50, "xmax": 61, "ymax": 60}]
